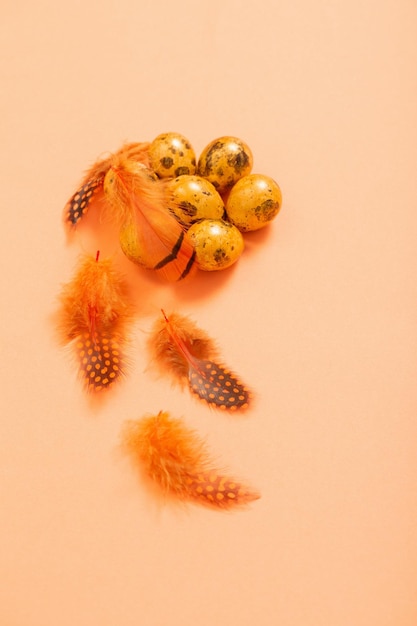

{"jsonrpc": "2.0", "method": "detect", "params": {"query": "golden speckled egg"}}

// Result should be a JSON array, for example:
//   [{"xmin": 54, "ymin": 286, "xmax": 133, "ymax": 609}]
[
  {"xmin": 148, "ymin": 132, "xmax": 196, "ymax": 179},
  {"xmin": 226, "ymin": 174, "xmax": 282, "ymax": 232},
  {"xmin": 119, "ymin": 221, "xmax": 158, "ymax": 269},
  {"xmin": 187, "ymin": 219, "xmax": 244, "ymax": 271},
  {"xmin": 197, "ymin": 136, "xmax": 253, "ymax": 195},
  {"xmin": 166, "ymin": 175, "xmax": 225, "ymax": 228}
]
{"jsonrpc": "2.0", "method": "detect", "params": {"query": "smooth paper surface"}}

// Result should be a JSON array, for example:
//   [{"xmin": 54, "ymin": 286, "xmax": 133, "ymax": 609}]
[{"xmin": 1, "ymin": 1, "xmax": 417, "ymax": 625}]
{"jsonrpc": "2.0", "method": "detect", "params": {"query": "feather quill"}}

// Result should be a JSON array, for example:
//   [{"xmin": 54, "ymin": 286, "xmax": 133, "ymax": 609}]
[
  {"xmin": 148, "ymin": 311, "xmax": 253, "ymax": 411},
  {"xmin": 57, "ymin": 251, "xmax": 132, "ymax": 391},
  {"xmin": 122, "ymin": 411, "xmax": 260, "ymax": 509}
]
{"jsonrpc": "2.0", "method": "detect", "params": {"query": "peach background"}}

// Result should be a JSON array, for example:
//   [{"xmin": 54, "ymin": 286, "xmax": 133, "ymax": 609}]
[{"xmin": 1, "ymin": 1, "xmax": 417, "ymax": 625}]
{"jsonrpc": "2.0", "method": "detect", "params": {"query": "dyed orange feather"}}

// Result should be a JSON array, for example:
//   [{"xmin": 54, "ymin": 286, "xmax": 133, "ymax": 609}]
[
  {"xmin": 148, "ymin": 311, "xmax": 253, "ymax": 411},
  {"xmin": 64, "ymin": 142, "xmax": 150, "ymax": 226},
  {"xmin": 122, "ymin": 411, "xmax": 260, "ymax": 509},
  {"xmin": 63, "ymin": 141, "xmax": 196, "ymax": 281},
  {"xmin": 103, "ymin": 155, "xmax": 196, "ymax": 281},
  {"xmin": 57, "ymin": 252, "xmax": 133, "ymax": 391}
]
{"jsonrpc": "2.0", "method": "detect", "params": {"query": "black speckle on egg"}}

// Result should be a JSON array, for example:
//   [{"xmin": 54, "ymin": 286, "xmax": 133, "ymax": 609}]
[
  {"xmin": 160, "ymin": 157, "xmax": 174, "ymax": 169},
  {"xmin": 214, "ymin": 248, "xmax": 229, "ymax": 263},
  {"xmin": 255, "ymin": 199, "xmax": 280, "ymax": 222},
  {"xmin": 200, "ymin": 140, "xmax": 223, "ymax": 175},
  {"xmin": 228, "ymin": 150, "xmax": 250, "ymax": 173},
  {"xmin": 175, "ymin": 166, "xmax": 190, "ymax": 176},
  {"xmin": 178, "ymin": 201, "xmax": 198, "ymax": 217}
]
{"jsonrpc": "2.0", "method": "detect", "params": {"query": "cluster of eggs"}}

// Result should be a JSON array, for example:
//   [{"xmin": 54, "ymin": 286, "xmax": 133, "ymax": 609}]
[{"xmin": 121, "ymin": 132, "xmax": 283, "ymax": 272}]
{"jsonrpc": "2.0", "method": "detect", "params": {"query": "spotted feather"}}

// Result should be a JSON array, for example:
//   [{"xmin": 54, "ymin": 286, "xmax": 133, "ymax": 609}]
[
  {"xmin": 66, "ymin": 176, "xmax": 104, "ymax": 225},
  {"xmin": 74, "ymin": 331, "xmax": 123, "ymax": 392},
  {"xmin": 147, "ymin": 311, "xmax": 252, "ymax": 411},
  {"xmin": 63, "ymin": 141, "xmax": 151, "ymax": 227},
  {"xmin": 121, "ymin": 411, "xmax": 260, "ymax": 509},
  {"xmin": 57, "ymin": 251, "xmax": 132, "ymax": 392},
  {"xmin": 188, "ymin": 359, "xmax": 250, "ymax": 410}
]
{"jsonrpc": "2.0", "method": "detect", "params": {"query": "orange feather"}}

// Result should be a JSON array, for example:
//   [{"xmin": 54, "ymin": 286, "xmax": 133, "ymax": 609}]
[
  {"xmin": 64, "ymin": 141, "xmax": 196, "ymax": 281},
  {"xmin": 64, "ymin": 142, "xmax": 150, "ymax": 226},
  {"xmin": 122, "ymin": 411, "xmax": 260, "ymax": 509},
  {"xmin": 147, "ymin": 311, "xmax": 253, "ymax": 411},
  {"xmin": 103, "ymin": 155, "xmax": 196, "ymax": 281},
  {"xmin": 57, "ymin": 251, "xmax": 133, "ymax": 392}
]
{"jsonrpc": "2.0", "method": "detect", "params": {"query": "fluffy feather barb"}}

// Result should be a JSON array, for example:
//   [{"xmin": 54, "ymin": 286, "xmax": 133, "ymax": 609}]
[{"xmin": 122, "ymin": 411, "xmax": 260, "ymax": 509}]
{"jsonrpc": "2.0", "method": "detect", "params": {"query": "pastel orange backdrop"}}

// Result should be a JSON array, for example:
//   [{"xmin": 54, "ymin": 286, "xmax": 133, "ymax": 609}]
[{"xmin": 1, "ymin": 1, "xmax": 416, "ymax": 625}]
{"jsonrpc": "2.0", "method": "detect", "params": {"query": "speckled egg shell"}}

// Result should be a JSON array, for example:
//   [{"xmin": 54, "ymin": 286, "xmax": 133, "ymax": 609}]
[
  {"xmin": 187, "ymin": 219, "xmax": 244, "ymax": 271},
  {"xmin": 197, "ymin": 136, "xmax": 253, "ymax": 195},
  {"xmin": 148, "ymin": 132, "xmax": 197, "ymax": 179},
  {"xmin": 119, "ymin": 221, "xmax": 157, "ymax": 269},
  {"xmin": 226, "ymin": 174, "xmax": 282, "ymax": 232},
  {"xmin": 166, "ymin": 175, "xmax": 225, "ymax": 228}
]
